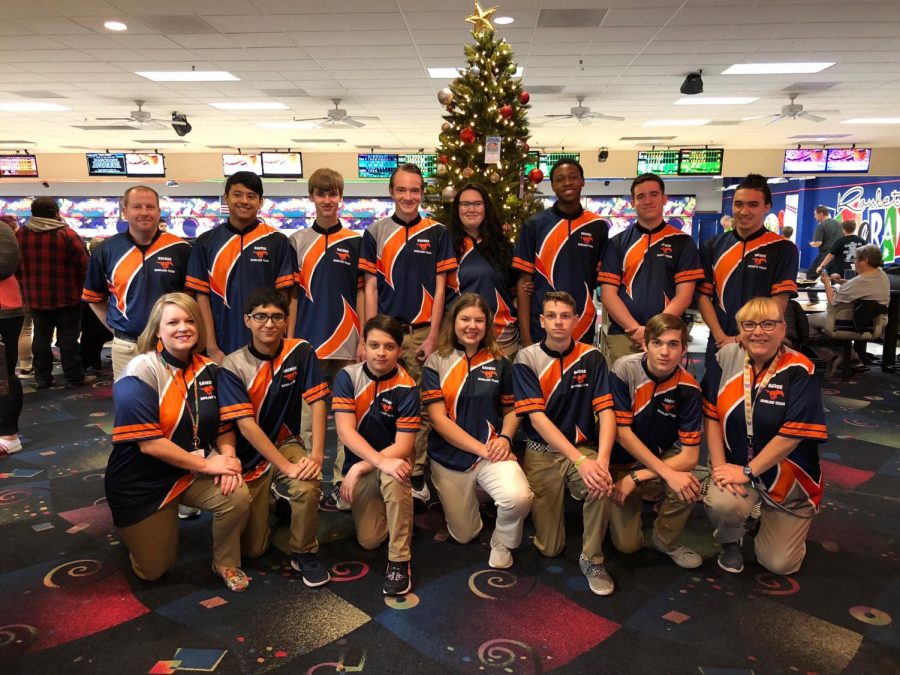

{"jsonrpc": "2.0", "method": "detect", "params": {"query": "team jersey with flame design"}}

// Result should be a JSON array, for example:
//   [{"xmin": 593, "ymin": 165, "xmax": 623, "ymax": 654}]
[
  {"xmin": 331, "ymin": 363, "xmax": 420, "ymax": 475},
  {"xmin": 359, "ymin": 214, "xmax": 457, "ymax": 324},
  {"xmin": 217, "ymin": 339, "xmax": 329, "ymax": 479},
  {"xmin": 513, "ymin": 341, "xmax": 613, "ymax": 447},
  {"xmin": 106, "ymin": 350, "xmax": 228, "ymax": 528},
  {"xmin": 289, "ymin": 222, "xmax": 363, "ymax": 360},
  {"xmin": 185, "ymin": 220, "xmax": 296, "ymax": 353},
  {"xmin": 698, "ymin": 227, "xmax": 799, "ymax": 336},
  {"xmin": 512, "ymin": 205, "xmax": 608, "ymax": 344},
  {"xmin": 609, "ymin": 352, "xmax": 701, "ymax": 465},
  {"xmin": 81, "ymin": 230, "xmax": 191, "ymax": 336},
  {"xmin": 446, "ymin": 236, "xmax": 518, "ymax": 343},
  {"xmin": 422, "ymin": 348, "xmax": 514, "ymax": 471},
  {"xmin": 702, "ymin": 343, "xmax": 827, "ymax": 511},
  {"xmin": 598, "ymin": 222, "xmax": 704, "ymax": 334}
]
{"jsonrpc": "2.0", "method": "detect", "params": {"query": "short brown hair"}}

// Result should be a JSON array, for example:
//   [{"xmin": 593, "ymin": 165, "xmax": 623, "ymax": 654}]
[
  {"xmin": 363, "ymin": 315, "xmax": 404, "ymax": 347},
  {"xmin": 389, "ymin": 163, "xmax": 424, "ymax": 190},
  {"xmin": 307, "ymin": 168, "xmax": 344, "ymax": 196},
  {"xmin": 644, "ymin": 313, "xmax": 688, "ymax": 346},
  {"xmin": 123, "ymin": 185, "xmax": 160, "ymax": 208},
  {"xmin": 841, "ymin": 219, "xmax": 857, "ymax": 234},
  {"xmin": 541, "ymin": 290, "xmax": 577, "ymax": 312},
  {"xmin": 436, "ymin": 293, "xmax": 503, "ymax": 358},
  {"xmin": 31, "ymin": 196, "xmax": 59, "ymax": 219},
  {"xmin": 138, "ymin": 292, "xmax": 207, "ymax": 356},
  {"xmin": 855, "ymin": 244, "xmax": 883, "ymax": 268},
  {"xmin": 814, "ymin": 205, "xmax": 830, "ymax": 216}
]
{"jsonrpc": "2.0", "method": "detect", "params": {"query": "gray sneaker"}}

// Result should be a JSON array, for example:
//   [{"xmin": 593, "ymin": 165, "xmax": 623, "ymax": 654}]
[
  {"xmin": 579, "ymin": 554, "xmax": 615, "ymax": 596},
  {"xmin": 717, "ymin": 541, "xmax": 744, "ymax": 573},
  {"xmin": 488, "ymin": 534, "xmax": 513, "ymax": 569},
  {"xmin": 652, "ymin": 532, "xmax": 703, "ymax": 569}
]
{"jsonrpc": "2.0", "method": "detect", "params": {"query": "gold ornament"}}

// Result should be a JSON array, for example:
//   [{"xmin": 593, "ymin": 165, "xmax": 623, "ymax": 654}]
[
  {"xmin": 462, "ymin": 167, "xmax": 474, "ymax": 178},
  {"xmin": 464, "ymin": 0, "xmax": 498, "ymax": 36},
  {"xmin": 490, "ymin": 172, "xmax": 501, "ymax": 183}
]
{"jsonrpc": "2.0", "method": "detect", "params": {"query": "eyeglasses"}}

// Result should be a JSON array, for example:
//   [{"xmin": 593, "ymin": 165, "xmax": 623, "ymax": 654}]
[
  {"xmin": 740, "ymin": 319, "xmax": 783, "ymax": 332},
  {"xmin": 248, "ymin": 313, "xmax": 286, "ymax": 325},
  {"xmin": 459, "ymin": 200, "xmax": 484, "ymax": 210}
]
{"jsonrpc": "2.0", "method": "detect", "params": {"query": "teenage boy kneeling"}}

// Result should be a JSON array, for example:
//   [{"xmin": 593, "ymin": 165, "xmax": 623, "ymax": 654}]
[
  {"xmin": 332, "ymin": 316, "xmax": 419, "ymax": 596},
  {"xmin": 513, "ymin": 291, "xmax": 616, "ymax": 595}
]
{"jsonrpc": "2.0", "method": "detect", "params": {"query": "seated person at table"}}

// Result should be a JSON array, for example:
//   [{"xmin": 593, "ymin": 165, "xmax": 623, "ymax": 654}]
[
  {"xmin": 703, "ymin": 297, "xmax": 827, "ymax": 575},
  {"xmin": 602, "ymin": 314, "xmax": 703, "ymax": 574},
  {"xmin": 105, "ymin": 293, "xmax": 251, "ymax": 591},
  {"xmin": 332, "ymin": 316, "xmax": 420, "ymax": 596}
]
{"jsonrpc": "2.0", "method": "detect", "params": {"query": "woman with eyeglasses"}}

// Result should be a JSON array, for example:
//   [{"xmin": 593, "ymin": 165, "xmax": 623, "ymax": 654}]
[
  {"xmin": 702, "ymin": 297, "xmax": 827, "ymax": 576},
  {"xmin": 105, "ymin": 293, "xmax": 252, "ymax": 591},
  {"xmin": 447, "ymin": 183, "xmax": 520, "ymax": 356}
]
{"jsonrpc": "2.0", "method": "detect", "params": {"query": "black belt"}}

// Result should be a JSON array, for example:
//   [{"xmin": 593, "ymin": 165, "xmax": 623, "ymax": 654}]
[
  {"xmin": 113, "ymin": 330, "xmax": 138, "ymax": 343},
  {"xmin": 400, "ymin": 322, "xmax": 429, "ymax": 334}
]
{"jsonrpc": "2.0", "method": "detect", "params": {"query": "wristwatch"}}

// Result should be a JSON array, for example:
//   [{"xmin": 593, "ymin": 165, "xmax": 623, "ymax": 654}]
[
  {"xmin": 629, "ymin": 470, "xmax": 643, "ymax": 487},
  {"xmin": 742, "ymin": 465, "xmax": 756, "ymax": 485}
]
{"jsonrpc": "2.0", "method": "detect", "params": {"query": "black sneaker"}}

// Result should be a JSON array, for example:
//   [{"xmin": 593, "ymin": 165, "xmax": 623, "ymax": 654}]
[
  {"xmin": 717, "ymin": 542, "xmax": 744, "ymax": 574},
  {"xmin": 383, "ymin": 560, "xmax": 412, "ymax": 596},
  {"xmin": 290, "ymin": 552, "xmax": 331, "ymax": 587}
]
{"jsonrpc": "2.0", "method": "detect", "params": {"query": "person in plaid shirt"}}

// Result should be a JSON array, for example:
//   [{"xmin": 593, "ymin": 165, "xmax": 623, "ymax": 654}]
[{"xmin": 15, "ymin": 197, "xmax": 90, "ymax": 388}]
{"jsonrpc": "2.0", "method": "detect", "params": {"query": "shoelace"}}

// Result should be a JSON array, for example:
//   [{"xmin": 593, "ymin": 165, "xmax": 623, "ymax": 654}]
[{"xmin": 386, "ymin": 564, "xmax": 406, "ymax": 580}]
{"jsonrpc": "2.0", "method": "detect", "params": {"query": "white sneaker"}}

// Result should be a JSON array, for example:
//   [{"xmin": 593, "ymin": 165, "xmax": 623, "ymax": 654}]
[
  {"xmin": 411, "ymin": 478, "xmax": 430, "ymax": 504},
  {"xmin": 488, "ymin": 534, "xmax": 513, "ymax": 569},
  {"xmin": 652, "ymin": 532, "xmax": 702, "ymax": 569},
  {"xmin": 0, "ymin": 438, "xmax": 22, "ymax": 456},
  {"xmin": 178, "ymin": 505, "xmax": 201, "ymax": 520}
]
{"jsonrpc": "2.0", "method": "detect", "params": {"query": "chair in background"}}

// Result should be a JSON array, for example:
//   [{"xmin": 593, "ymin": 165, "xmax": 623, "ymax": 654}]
[{"xmin": 824, "ymin": 299, "xmax": 889, "ymax": 381}]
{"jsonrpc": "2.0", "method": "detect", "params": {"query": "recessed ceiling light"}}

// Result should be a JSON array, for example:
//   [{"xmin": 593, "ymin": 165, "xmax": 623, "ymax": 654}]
[
  {"xmin": 210, "ymin": 102, "xmax": 288, "ymax": 110},
  {"xmin": 643, "ymin": 119, "xmax": 710, "ymax": 127},
  {"xmin": 136, "ymin": 71, "xmax": 239, "ymax": 82},
  {"xmin": 428, "ymin": 66, "xmax": 523, "ymax": 78},
  {"xmin": 722, "ymin": 62, "xmax": 834, "ymax": 75},
  {"xmin": 675, "ymin": 97, "xmax": 758, "ymax": 105},
  {"xmin": 0, "ymin": 102, "xmax": 70, "ymax": 112},
  {"xmin": 842, "ymin": 117, "xmax": 900, "ymax": 124},
  {"xmin": 494, "ymin": 16, "xmax": 514, "ymax": 25},
  {"xmin": 257, "ymin": 121, "xmax": 319, "ymax": 129},
  {"xmin": 104, "ymin": 21, "xmax": 127, "ymax": 31}
]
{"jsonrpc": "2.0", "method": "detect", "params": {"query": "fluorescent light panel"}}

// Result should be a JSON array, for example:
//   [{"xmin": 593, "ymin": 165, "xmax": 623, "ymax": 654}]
[
  {"xmin": 842, "ymin": 118, "xmax": 900, "ymax": 124},
  {"xmin": 494, "ymin": 16, "xmax": 514, "ymax": 24},
  {"xmin": 0, "ymin": 102, "xmax": 69, "ymax": 112},
  {"xmin": 211, "ymin": 102, "xmax": 288, "ymax": 110},
  {"xmin": 136, "ymin": 71, "xmax": 239, "ymax": 82},
  {"xmin": 722, "ymin": 62, "xmax": 834, "ymax": 75},
  {"xmin": 104, "ymin": 21, "xmax": 127, "ymax": 31},
  {"xmin": 643, "ymin": 119, "xmax": 709, "ymax": 127},
  {"xmin": 675, "ymin": 97, "xmax": 758, "ymax": 105},
  {"xmin": 428, "ymin": 66, "xmax": 523, "ymax": 78}
]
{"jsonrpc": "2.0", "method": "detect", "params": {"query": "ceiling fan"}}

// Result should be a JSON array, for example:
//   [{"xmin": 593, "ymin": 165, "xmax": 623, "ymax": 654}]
[
  {"xmin": 757, "ymin": 94, "xmax": 840, "ymax": 125},
  {"xmin": 292, "ymin": 98, "xmax": 379, "ymax": 128},
  {"xmin": 541, "ymin": 96, "xmax": 625, "ymax": 124},
  {"xmin": 93, "ymin": 100, "xmax": 187, "ymax": 130}
]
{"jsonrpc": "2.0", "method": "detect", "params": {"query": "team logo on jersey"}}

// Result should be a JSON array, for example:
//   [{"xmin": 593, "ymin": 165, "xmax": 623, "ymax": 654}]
[
  {"xmin": 577, "ymin": 232, "xmax": 594, "ymax": 249},
  {"xmin": 414, "ymin": 239, "xmax": 432, "ymax": 254},
  {"xmin": 201, "ymin": 385, "xmax": 214, "ymax": 397},
  {"xmin": 252, "ymin": 247, "xmax": 269, "ymax": 262},
  {"xmin": 659, "ymin": 398, "xmax": 677, "ymax": 418},
  {"xmin": 761, "ymin": 383, "xmax": 786, "ymax": 406},
  {"xmin": 335, "ymin": 249, "xmax": 351, "ymax": 262},
  {"xmin": 283, "ymin": 371, "xmax": 297, "ymax": 382},
  {"xmin": 380, "ymin": 399, "xmax": 395, "ymax": 417},
  {"xmin": 658, "ymin": 243, "xmax": 673, "ymax": 256},
  {"xmin": 748, "ymin": 252, "xmax": 768, "ymax": 270},
  {"xmin": 766, "ymin": 388, "xmax": 785, "ymax": 400},
  {"xmin": 478, "ymin": 367, "xmax": 499, "ymax": 384},
  {"xmin": 572, "ymin": 369, "xmax": 588, "ymax": 387},
  {"xmin": 158, "ymin": 259, "xmax": 174, "ymax": 270},
  {"xmin": 198, "ymin": 379, "xmax": 215, "ymax": 401}
]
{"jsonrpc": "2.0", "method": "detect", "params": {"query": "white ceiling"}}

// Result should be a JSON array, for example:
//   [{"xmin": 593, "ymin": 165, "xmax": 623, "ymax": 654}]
[{"xmin": 0, "ymin": 0, "xmax": 899, "ymax": 153}]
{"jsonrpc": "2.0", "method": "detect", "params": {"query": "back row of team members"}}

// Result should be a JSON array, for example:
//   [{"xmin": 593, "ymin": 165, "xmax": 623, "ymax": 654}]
[{"xmin": 106, "ymin": 288, "xmax": 825, "ymax": 596}]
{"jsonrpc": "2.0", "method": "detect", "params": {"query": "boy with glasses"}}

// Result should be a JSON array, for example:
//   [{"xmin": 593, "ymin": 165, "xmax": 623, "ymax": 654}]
[{"xmin": 218, "ymin": 288, "xmax": 331, "ymax": 586}]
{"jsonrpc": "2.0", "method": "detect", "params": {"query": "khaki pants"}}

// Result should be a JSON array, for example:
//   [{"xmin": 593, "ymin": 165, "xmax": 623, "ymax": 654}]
[
  {"xmin": 242, "ymin": 440, "xmax": 321, "ymax": 558},
  {"xmin": 301, "ymin": 358, "xmax": 352, "ymax": 483},
  {"xmin": 351, "ymin": 469, "xmax": 413, "ymax": 562},
  {"xmin": 705, "ymin": 483, "xmax": 814, "ymax": 575},
  {"xmin": 400, "ymin": 325, "xmax": 430, "ymax": 477},
  {"xmin": 603, "ymin": 332, "xmax": 643, "ymax": 367},
  {"xmin": 431, "ymin": 458, "xmax": 533, "ymax": 548},
  {"xmin": 597, "ymin": 463, "xmax": 694, "ymax": 563},
  {"xmin": 112, "ymin": 336, "xmax": 139, "ymax": 380},
  {"xmin": 524, "ymin": 445, "xmax": 605, "ymax": 563},
  {"xmin": 117, "ymin": 473, "xmax": 251, "ymax": 581}
]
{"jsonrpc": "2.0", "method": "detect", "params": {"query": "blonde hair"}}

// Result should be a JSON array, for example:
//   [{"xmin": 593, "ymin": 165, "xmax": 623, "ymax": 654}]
[
  {"xmin": 735, "ymin": 296, "xmax": 783, "ymax": 325},
  {"xmin": 137, "ymin": 292, "xmax": 208, "ymax": 355},
  {"xmin": 436, "ymin": 293, "xmax": 503, "ymax": 359}
]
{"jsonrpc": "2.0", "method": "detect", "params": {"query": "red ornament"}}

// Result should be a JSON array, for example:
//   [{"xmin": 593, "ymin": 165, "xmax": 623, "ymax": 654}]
[
  {"xmin": 459, "ymin": 127, "xmax": 476, "ymax": 145},
  {"xmin": 528, "ymin": 167, "xmax": 544, "ymax": 184},
  {"xmin": 523, "ymin": 143, "xmax": 530, "ymax": 153},
  {"xmin": 500, "ymin": 105, "xmax": 513, "ymax": 119},
  {"xmin": 519, "ymin": 91, "xmax": 530, "ymax": 105},
  {"xmin": 439, "ymin": 154, "xmax": 449, "ymax": 164}
]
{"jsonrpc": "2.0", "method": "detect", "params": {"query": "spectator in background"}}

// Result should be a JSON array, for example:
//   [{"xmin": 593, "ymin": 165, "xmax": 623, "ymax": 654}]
[
  {"xmin": 0, "ymin": 216, "xmax": 24, "ymax": 454},
  {"xmin": 781, "ymin": 225, "xmax": 794, "ymax": 240},
  {"xmin": 15, "ymin": 197, "xmax": 90, "ymax": 389},
  {"xmin": 80, "ymin": 236, "xmax": 112, "ymax": 374},
  {"xmin": 720, "ymin": 215, "xmax": 733, "ymax": 232},
  {"xmin": 805, "ymin": 206, "xmax": 842, "ymax": 305},
  {"xmin": 816, "ymin": 220, "xmax": 866, "ymax": 279}
]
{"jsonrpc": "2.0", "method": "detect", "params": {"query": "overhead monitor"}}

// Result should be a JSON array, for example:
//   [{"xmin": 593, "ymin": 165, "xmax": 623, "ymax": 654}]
[
  {"xmin": 783, "ymin": 148, "xmax": 827, "ymax": 173},
  {"xmin": 0, "ymin": 154, "xmax": 38, "ymax": 177},
  {"xmin": 223, "ymin": 153, "xmax": 262, "ymax": 177},
  {"xmin": 358, "ymin": 153, "xmax": 398, "ymax": 179},
  {"xmin": 87, "ymin": 152, "xmax": 128, "ymax": 176},
  {"xmin": 523, "ymin": 151, "xmax": 541, "ymax": 175},
  {"xmin": 637, "ymin": 150, "xmax": 679, "ymax": 175},
  {"xmin": 540, "ymin": 152, "xmax": 580, "ymax": 176},
  {"xmin": 125, "ymin": 152, "xmax": 165, "ymax": 177},
  {"xmin": 825, "ymin": 147, "xmax": 871, "ymax": 173},
  {"xmin": 677, "ymin": 148, "xmax": 724, "ymax": 175},
  {"xmin": 261, "ymin": 152, "xmax": 303, "ymax": 178},
  {"xmin": 398, "ymin": 153, "xmax": 437, "ymax": 178}
]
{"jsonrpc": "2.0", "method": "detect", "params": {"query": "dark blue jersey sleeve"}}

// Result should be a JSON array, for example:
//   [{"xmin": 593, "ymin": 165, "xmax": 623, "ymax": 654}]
[
  {"xmin": 499, "ymin": 357, "xmax": 514, "ymax": 408},
  {"xmin": 300, "ymin": 345, "xmax": 329, "ymax": 404},
  {"xmin": 331, "ymin": 368, "xmax": 356, "ymax": 414},
  {"xmin": 677, "ymin": 385, "xmax": 702, "ymax": 446},
  {"xmin": 610, "ymin": 371, "xmax": 634, "ymax": 426},
  {"xmin": 779, "ymin": 368, "xmax": 828, "ymax": 442},
  {"xmin": 112, "ymin": 376, "xmax": 164, "ymax": 443},
  {"xmin": 512, "ymin": 360, "xmax": 544, "ymax": 416},
  {"xmin": 395, "ymin": 385, "xmax": 421, "ymax": 434},
  {"xmin": 216, "ymin": 366, "xmax": 255, "ymax": 421},
  {"xmin": 421, "ymin": 360, "xmax": 444, "ymax": 407},
  {"xmin": 700, "ymin": 358, "xmax": 722, "ymax": 421},
  {"xmin": 591, "ymin": 355, "xmax": 614, "ymax": 412}
]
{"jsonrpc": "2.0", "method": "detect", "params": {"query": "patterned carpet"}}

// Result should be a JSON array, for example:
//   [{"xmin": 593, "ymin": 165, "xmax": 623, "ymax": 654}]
[{"xmin": 1, "ymin": 351, "xmax": 898, "ymax": 674}]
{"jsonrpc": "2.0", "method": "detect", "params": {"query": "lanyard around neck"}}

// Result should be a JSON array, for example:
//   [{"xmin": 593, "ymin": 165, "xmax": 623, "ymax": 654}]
[
  {"xmin": 160, "ymin": 355, "xmax": 202, "ymax": 452},
  {"xmin": 742, "ymin": 349, "xmax": 781, "ymax": 458}
]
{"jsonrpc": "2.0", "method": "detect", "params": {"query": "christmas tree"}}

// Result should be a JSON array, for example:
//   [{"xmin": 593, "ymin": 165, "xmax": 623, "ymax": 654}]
[{"xmin": 426, "ymin": 1, "xmax": 543, "ymax": 238}]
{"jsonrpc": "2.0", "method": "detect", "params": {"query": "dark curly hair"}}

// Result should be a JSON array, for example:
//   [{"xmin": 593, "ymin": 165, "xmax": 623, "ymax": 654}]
[{"xmin": 448, "ymin": 183, "xmax": 512, "ymax": 274}]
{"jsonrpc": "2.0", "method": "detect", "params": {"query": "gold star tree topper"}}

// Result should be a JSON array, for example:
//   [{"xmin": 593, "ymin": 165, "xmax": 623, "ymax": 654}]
[{"xmin": 465, "ymin": 0, "xmax": 498, "ymax": 35}]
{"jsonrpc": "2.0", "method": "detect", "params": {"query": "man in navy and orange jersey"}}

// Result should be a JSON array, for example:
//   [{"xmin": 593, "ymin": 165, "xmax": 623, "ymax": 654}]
[
  {"xmin": 697, "ymin": 174, "xmax": 799, "ymax": 366},
  {"xmin": 513, "ymin": 290, "xmax": 616, "ymax": 595},
  {"xmin": 83, "ymin": 185, "xmax": 191, "ymax": 378},
  {"xmin": 598, "ymin": 173, "xmax": 703, "ymax": 364},
  {"xmin": 186, "ymin": 171, "xmax": 295, "ymax": 362},
  {"xmin": 513, "ymin": 158, "xmax": 608, "ymax": 347},
  {"xmin": 217, "ymin": 288, "xmax": 331, "ymax": 587},
  {"xmin": 359, "ymin": 163, "xmax": 457, "ymax": 502},
  {"xmin": 601, "ymin": 314, "xmax": 704, "ymax": 579},
  {"xmin": 332, "ymin": 315, "xmax": 420, "ymax": 596},
  {"xmin": 289, "ymin": 168, "xmax": 363, "ymax": 509}
]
